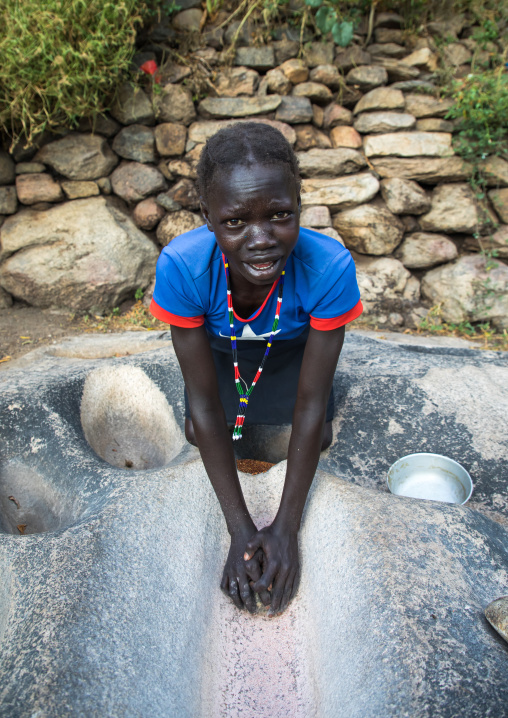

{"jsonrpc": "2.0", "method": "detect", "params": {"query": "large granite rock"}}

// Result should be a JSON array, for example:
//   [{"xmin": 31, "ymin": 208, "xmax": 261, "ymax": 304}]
[
  {"xmin": 0, "ymin": 186, "xmax": 17, "ymax": 214},
  {"xmin": 35, "ymin": 134, "xmax": 119, "ymax": 180},
  {"xmin": 371, "ymin": 157, "xmax": 472, "ymax": 183},
  {"xmin": 16, "ymin": 174, "xmax": 63, "ymax": 205},
  {"xmin": 112, "ymin": 125, "xmax": 156, "ymax": 163},
  {"xmin": 309, "ymin": 64, "xmax": 342, "ymax": 90},
  {"xmin": 265, "ymin": 68, "xmax": 292, "ymax": 95},
  {"xmin": 297, "ymin": 148, "xmax": 367, "ymax": 177},
  {"xmin": 301, "ymin": 173, "xmax": 379, "ymax": 211},
  {"xmin": 111, "ymin": 163, "xmax": 167, "ymax": 203},
  {"xmin": 329, "ymin": 126, "xmax": 362, "ymax": 149},
  {"xmin": 395, "ymin": 232, "xmax": 458, "ymax": 268},
  {"xmin": 61, "ymin": 181, "xmax": 100, "ymax": 199},
  {"xmin": 154, "ymin": 123, "xmax": 187, "ymax": 157},
  {"xmin": 199, "ymin": 96, "xmax": 281, "ymax": 119},
  {"xmin": 155, "ymin": 84, "xmax": 196, "ymax": 125},
  {"xmin": 292, "ymin": 82, "xmax": 333, "ymax": 103},
  {"xmin": 275, "ymin": 97, "xmax": 313, "ymax": 124},
  {"xmin": 380, "ymin": 177, "xmax": 430, "ymax": 214},
  {"xmin": 345, "ymin": 65, "xmax": 388, "ymax": 90},
  {"xmin": 156, "ymin": 209, "xmax": 203, "ymax": 245},
  {"xmin": 215, "ymin": 66, "xmax": 260, "ymax": 96},
  {"xmin": 110, "ymin": 83, "xmax": 155, "ymax": 126},
  {"xmin": 401, "ymin": 47, "xmax": 438, "ymax": 71},
  {"xmin": 0, "ymin": 334, "xmax": 507, "ymax": 716},
  {"xmin": 422, "ymin": 255, "xmax": 508, "ymax": 330},
  {"xmin": 353, "ymin": 85, "xmax": 405, "ymax": 116},
  {"xmin": 364, "ymin": 132, "xmax": 453, "ymax": 158},
  {"xmin": 235, "ymin": 47, "xmax": 275, "ymax": 71},
  {"xmin": 352, "ymin": 255, "xmax": 411, "ymax": 322},
  {"xmin": 0, "ymin": 151, "xmax": 15, "ymax": 186},
  {"xmin": 132, "ymin": 197, "xmax": 166, "ymax": 230},
  {"xmin": 333, "ymin": 204, "xmax": 404, "ymax": 254},
  {"xmin": 404, "ymin": 94, "xmax": 454, "ymax": 119},
  {"xmin": 463, "ymin": 225, "xmax": 508, "ymax": 259},
  {"xmin": 419, "ymin": 183, "xmax": 478, "ymax": 233},
  {"xmin": 488, "ymin": 188, "xmax": 508, "ymax": 223},
  {"xmin": 323, "ymin": 104, "xmax": 353, "ymax": 128},
  {"xmin": 280, "ymin": 58, "xmax": 309, "ymax": 84},
  {"xmin": 294, "ymin": 125, "xmax": 331, "ymax": 150},
  {"xmin": 481, "ymin": 156, "xmax": 508, "ymax": 187},
  {"xmin": 0, "ymin": 197, "xmax": 158, "ymax": 309},
  {"xmin": 354, "ymin": 112, "xmax": 416, "ymax": 134}
]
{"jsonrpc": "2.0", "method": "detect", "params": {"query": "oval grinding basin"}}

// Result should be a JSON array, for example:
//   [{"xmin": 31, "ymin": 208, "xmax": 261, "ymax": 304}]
[{"xmin": 387, "ymin": 453, "xmax": 473, "ymax": 505}]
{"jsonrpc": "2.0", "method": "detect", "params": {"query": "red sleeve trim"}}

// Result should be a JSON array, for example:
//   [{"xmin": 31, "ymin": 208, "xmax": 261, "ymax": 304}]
[
  {"xmin": 310, "ymin": 300, "xmax": 363, "ymax": 331},
  {"xmin": 149, "ymin": 298, "xmax": 205, "ymax": 327}
]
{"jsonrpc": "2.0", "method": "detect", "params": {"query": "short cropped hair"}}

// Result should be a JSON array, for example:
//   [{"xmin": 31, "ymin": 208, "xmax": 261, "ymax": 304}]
[{"xmin": 196, "ymin": 121, "xmax": 301, "ymax": 200}]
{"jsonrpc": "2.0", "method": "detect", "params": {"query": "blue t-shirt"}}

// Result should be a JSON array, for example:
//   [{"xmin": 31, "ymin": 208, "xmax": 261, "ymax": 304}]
[{"xmin": 150, "ymin": 225, "xmax": 362, "ymax": 339}]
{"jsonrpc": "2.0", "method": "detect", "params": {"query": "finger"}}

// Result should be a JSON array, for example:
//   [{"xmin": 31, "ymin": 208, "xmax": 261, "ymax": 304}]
[
  {"xmin": 258, "ymin": 587, "xmax": 272, "ymax": 606},
  {"xmin": 227, "ymin": 577, "xmax": 243, "ymax": 610},
  {"xmin": 290, "ymin": 569, "xmax": 300, "ymax": 602},
  {"xmin": 252, "ymin": 562, "xmax": 278, "ymax": 594},
  {"xmin": 279, "ymin": 572, "xmax": 296, "ymax": 614},
  {"xmin": 239, "ymin": 578, "xmax": 256, "ymax": 614},
  {"xmin": 245, "ymin": 557, "xmax": 262, "ymax": 583},
  {"xmin": 269, "ymin": 572, "xmax": 288, "ymax": 615},
  {"xmin": 244, "ymin": 535, "xmax": 262, "ymax": 561}
]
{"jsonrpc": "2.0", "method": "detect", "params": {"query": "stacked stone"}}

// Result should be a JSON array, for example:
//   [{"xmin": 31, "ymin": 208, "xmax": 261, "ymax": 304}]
[{"xmin": 0, "ymin": 7, "xmax": 507, "ymax": 327}]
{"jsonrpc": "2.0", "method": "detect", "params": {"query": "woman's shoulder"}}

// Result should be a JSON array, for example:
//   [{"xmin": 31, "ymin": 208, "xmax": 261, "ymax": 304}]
[
  {"xmin": 159, "ymin": 225, "xmax": 220, "ymax": 279},
  {"xmin": 291, "ymin": 227, "xmax": 353, "ymax": 277}
]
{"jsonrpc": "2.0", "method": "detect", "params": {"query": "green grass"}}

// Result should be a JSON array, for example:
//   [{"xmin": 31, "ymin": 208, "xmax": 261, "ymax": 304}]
[{"xmin": 0, "ymin": 0, "xmax": 153, "ymax": 145}]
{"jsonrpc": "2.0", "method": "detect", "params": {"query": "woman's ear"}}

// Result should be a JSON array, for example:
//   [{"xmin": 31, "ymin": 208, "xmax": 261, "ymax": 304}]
[{"xmin": 200, "ymin": 198, "xmax": 214, "ymax": 232}]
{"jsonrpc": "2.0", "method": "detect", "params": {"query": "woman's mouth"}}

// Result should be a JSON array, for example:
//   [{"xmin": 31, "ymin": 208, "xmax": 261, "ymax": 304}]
[{"xmin": 251, "ymin": 261, "xmax": 274, "ymax": 270}]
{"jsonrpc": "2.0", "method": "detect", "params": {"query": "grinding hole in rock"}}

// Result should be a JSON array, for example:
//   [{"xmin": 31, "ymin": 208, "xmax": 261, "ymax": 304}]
[
  {"xmin": 0, "ymin": 460, "xmax": 86, "ymax": 535},
  {"xmin": 81, "ymin": 365, "xmax": 184, "ymax": 470}
]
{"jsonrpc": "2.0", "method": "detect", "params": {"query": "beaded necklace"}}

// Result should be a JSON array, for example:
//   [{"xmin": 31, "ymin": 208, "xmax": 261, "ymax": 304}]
[{"xmin": 224, "ymin": 257, "xmax": 285, "ymax": 440}]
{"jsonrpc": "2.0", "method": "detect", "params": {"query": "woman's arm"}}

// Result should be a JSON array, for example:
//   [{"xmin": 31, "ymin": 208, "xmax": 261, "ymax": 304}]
[
  {"xmin": 170, "ymin": 324, "xmax": 267, "ymax": 612},
  {"xmin": 245, "ymin": 325, "xmax": 346, "ymax": 614}
]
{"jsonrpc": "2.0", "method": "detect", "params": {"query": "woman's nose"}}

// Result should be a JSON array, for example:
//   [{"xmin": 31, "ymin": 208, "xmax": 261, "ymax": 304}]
[{"xmin": 244, "ymin": 223, "xmax": 277, "ymax": 248}]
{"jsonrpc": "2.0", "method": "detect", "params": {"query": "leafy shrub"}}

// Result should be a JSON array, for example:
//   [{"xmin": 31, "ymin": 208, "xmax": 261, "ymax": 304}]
[
  {"xmin": 0, "ymin": 0, "xmax": 154, "ymax": 145},
  {"xmin": 304, "ymin": 0, "xmax": 369, "ymax": 47},
  {"xmin": 446, "ymin": 68, "xmax": 508, "ymax": 162}
]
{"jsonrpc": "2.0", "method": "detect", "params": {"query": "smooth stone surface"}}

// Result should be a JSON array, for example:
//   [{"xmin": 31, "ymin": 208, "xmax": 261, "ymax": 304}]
[
  {"xmin": 329, "ymin": 126, "xmax": 362, "ymax": 149},
  {"xmin": 323, "ymin": 104, "xmax": 353, "ymax": 128},
  {"xmin": 112, "ymin": 125, "xmax": 156, "ymax": 163},
  {"xmin": 301, "ymin": 173, "xmax": 379, "ymax": 210},
  {"xmin": 481, "ymin": 156, "xmax": 508, "ymax": 187},
  {"xmin": 309, "ymin": 64, "xmax": 342, "ymax": 90},
  {"xmin": 444, "ymin": 42, "xmax": 472, "ymax": 66},
  {"xmin": 265, "ymin": 68, "xmax": 292, "ymax": 95},
  {"xmin": 291, "ymin": 82, "xmax": 333, "ymax": 103},
  {"xmin": 61, "ymin": 181, "xmax": 100, "ymax": 199},
  {"xmin": 154, "ymin": 123, "xmax": 187, "ymax": 157},
  {"xmin": 0, "ymin": 198, "xmax": 158, "ymax": 309},
  {"xmin": 348, "ymin": 255, "xmax": 411, "ymax": 322},
  {"xmin": 346, "ymin": 65, "xmax": 388, "ymax": 90},
  {"xmin": 35, "ymin": 134, "xmax": 118, "ymax": 181},
  {"xmin": 364, "ymin": 132, "xmax": 453, "ymax": 158},
  {"xmin": 132, "ymin": 197, "xmax": 166, "ymax": 230},
  {"xmin": 421, "ymin": 255, "xmax": 508, "ymax": 330},
  {"xmin": 354, "ymin": 111, "xmax": 416, "ymax": 134},
  {"xmin": 0, "ymin": 151, "xmax": 15, "ymax": 186},
  {"xmin": 234, "ymin": 47, "xmax": 275, "ymax": 71},
  {"xmin": 374, "ymin": 58, "xmax": 421, "ymax": 83},
  {"xmin": 488, "ymin": 188, "xmax": 508, "ymax": 223},
  {"xmin": 215, "ymin": 67, "xmax": 259, "ymax": 97},
  {"xmin": 297, "ymin": 148, "xmax": 367, "ymax": 177},
  {"xmin": 172, "ymin": 8, "xmax": 203, "ymax": 32},
  {"xmin": 299, "ymin": 205, "xmax": 331, "ymax": 228},
  {"xmin": 280, "ymin": 58, "xmax": 309, "ymax": 84},
  {"xmin": 463, "ymin": 225, "xmax": 508, "ymax": 258},
  {"xmin": 110, "ymin": 162, "xmax": 166, "ymax": 203},
  {"xmin": 401, "ymin": 47, "xmax": 438, "ymax": 71},
  {"xmin": 156, "ymin": 210, "xmax": 203, "ymax": 246},
  {"xmin": 294, "ymin": 125, "xmax": 331, "ymax": 150},
  {"xmin": 404, "ymin": 94, "xmax": 454, "ymax": 119},
  {"xmin": 199, "ymin": 96, "xmax": 281, "ymax": 119},
  {"xmin": 275, "ymin": 97, "xmax": 313, "ymax": 124},
  {"xmin": 353, "ymin": 87, "xmax": 405, "ymax": 114},
  {"xmin": 416, "ymin": 118, "xmax": 455, "ymax": 132},
  {"xmin": 333, "ymin": 204, "xmax": 404, "ymax": 255},
  {"xmin": 155, "ymin": 84, "xmax": 196, "ymax": 125},
  {"xmin": 334, "ymin": 47, "xmax": 372, "ymax": 73},
  {"xmin": 14, "ymin": 162, "xmax": 46, "ymax": 175},
  {"xmin": 485, "ymin": 597, "xmax": 508, "ymax": 644},
  {"xmin": 419, "ymin": 183, "xmax": 478, "ymax": 233},
  {"xmin": 371, "ymin": 157, "xmax": 472, "ymax": 183},
  {"xmin": 0, "ymin": 334, "xmax": 507, "ymax": 717},
  {"xmin": 15, "ymin": 174, "xmax": 63, "ymax": 205},
  {"xmin": 380, "ymin": 177, "xmax": 430, "ymax": 214},
  {"xmin": 111, "ymin": 82, "xmax": 155, "ymax": 125},
  {"xmin": 303, "ymin": 42, "xmax": 334, "ymax": 68},
  {"xmin": 0, "ymin": 187, "xmax": 17, "ymax": 215},
  {"xmin": 395, "ymin": 232, "xmax": 458, "ymax": 268}
]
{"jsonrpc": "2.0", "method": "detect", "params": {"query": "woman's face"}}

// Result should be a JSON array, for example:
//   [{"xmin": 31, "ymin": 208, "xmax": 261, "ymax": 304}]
[{"xmin": 200, "ymin": 162, "xmax": 300, "ymax": 288}]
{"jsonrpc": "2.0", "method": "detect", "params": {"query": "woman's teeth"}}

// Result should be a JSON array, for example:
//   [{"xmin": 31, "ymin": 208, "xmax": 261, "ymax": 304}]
[{"xmin": 252, "ymin": 261, "xmax": 274, "ymax": 270}]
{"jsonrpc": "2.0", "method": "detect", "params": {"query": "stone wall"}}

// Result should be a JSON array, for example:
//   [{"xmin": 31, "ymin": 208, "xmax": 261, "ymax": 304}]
[{"xmin": 0, "ymin": 7, "xmax": 507, "ymax": 329}]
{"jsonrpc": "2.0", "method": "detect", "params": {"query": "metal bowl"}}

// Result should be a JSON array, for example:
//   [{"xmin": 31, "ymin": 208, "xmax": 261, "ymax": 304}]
[{"xmin": 387, "ymin": 453, "xmax": 473, "ymax": 505}]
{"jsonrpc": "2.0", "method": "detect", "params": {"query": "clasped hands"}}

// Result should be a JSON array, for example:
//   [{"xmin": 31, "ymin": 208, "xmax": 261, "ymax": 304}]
[{"xmin": 220, "ymin": 521, "xmax": 300, "ymax": 616}]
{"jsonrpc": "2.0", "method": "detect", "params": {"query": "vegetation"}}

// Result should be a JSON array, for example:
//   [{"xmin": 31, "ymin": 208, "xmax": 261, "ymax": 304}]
[{"xmin": 0, "ymin": 0, "xmax": 159, "ymax": 145}]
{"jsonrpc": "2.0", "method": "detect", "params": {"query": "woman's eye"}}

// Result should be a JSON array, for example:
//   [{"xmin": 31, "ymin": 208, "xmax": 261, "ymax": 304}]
[
  {"xmin": 225, "ymin": 219, "xmax": 243, "ymax": 227},
  {"xmin": 273, "ymin": 211, "xmax": 290, "ymax": 219}
]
